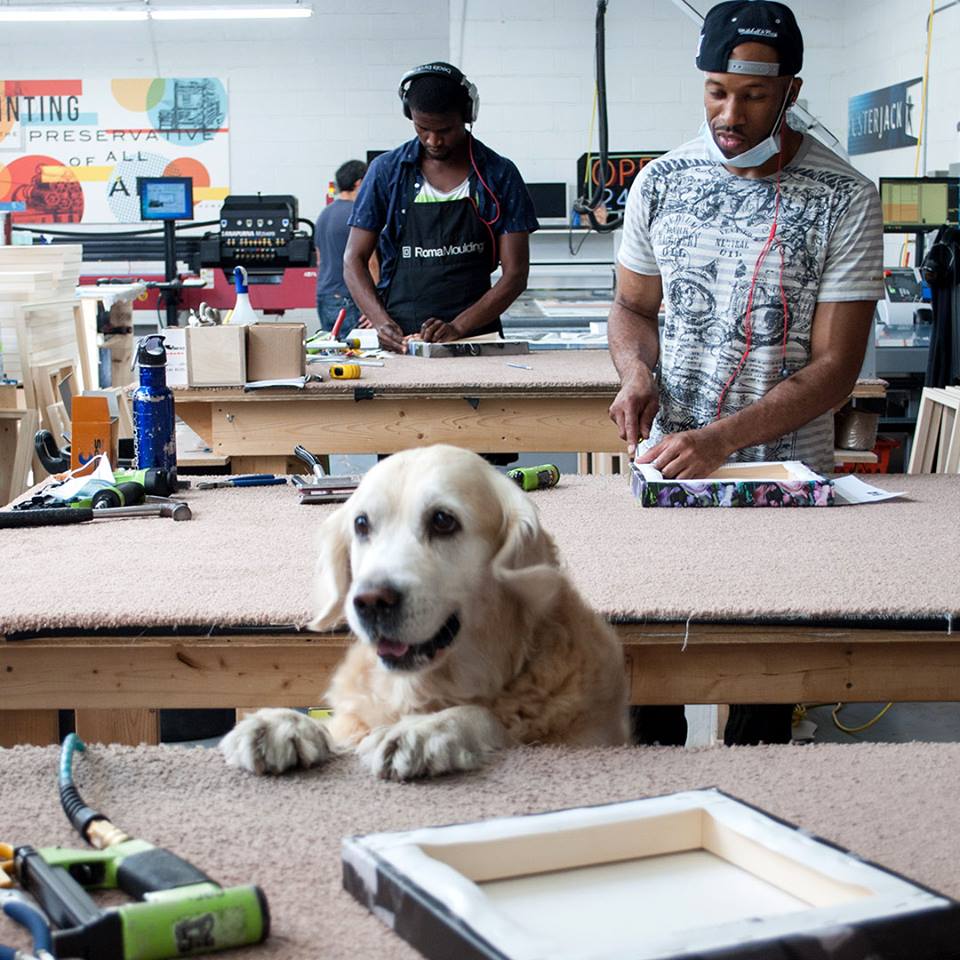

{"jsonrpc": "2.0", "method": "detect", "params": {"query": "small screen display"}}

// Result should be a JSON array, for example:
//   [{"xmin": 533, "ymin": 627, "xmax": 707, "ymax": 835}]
[
  {"xmin": 880, "ymin": 177, "xmax": 959, "ymax": 233},
  {"xmin": 138, "ymin": 177, "xmax": 194, "ymax": 221}
]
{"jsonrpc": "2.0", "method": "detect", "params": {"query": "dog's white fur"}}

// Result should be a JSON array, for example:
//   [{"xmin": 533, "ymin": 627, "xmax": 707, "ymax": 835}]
[{"xmin": 221, "ymin": 445, "xmax": 628, "ymax": 780}]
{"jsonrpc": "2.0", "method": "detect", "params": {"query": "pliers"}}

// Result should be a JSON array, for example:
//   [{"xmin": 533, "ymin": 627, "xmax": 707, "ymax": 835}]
[{"xmin": 0, "ymin": 896, "xmax": 54, "ymax": 960}]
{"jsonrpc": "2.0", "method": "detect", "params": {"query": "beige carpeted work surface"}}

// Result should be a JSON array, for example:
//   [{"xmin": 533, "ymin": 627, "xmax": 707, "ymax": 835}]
[
  {"xmin": 2, "ymin": 475, "xmax": 960, "ymax": 634},
  {"xmin": 1, "ymin": 742, "xmax": 959, "ymax": 959},
  {"xmin": 183, "ymin": 349, "xmax": 621, "ymax": 395}
]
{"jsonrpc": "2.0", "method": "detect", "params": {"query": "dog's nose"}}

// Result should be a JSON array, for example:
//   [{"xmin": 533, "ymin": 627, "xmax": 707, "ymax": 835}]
[{"xmin": 353, "ymin": 585, "xmax": 403, "ymax": 624}]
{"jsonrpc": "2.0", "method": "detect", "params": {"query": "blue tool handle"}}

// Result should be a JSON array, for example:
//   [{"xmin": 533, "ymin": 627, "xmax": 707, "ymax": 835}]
[
  {"xmin": 232, "ymin": 476, "xmax": 286, "ymax": 486},
  {"xmin": 3, "ymin": 899, "xmax": 53, "ymax": 953}
]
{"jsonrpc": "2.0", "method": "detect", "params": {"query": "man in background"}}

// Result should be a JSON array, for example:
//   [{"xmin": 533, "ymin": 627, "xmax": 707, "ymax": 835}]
[
  {"xmin": 315, "ymin": 159, "xmax": 369, "ymax": 337},
  {"xmin": 344, "ymin": 62, "xmax": 538, "ymax": 352}
]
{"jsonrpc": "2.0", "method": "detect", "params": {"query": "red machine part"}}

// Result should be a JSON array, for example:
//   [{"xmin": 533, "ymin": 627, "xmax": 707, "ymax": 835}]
[{"xmin": 78, "ymin": 267, "xmax": 318, "ymax": 315}]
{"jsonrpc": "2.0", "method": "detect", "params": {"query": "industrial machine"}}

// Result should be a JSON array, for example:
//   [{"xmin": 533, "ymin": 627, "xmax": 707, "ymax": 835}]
[
  {"xmin": 199, "ymin": 194, "xmax": 314, "ymax": 282},
  {"xmin": 874, "ymin": 266, "xmax": 933, "ymax": 378}
]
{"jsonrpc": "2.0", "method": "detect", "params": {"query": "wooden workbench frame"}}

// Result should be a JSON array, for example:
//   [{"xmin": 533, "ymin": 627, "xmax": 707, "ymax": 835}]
[
  {"xmin": 3, "ymin": 620, "xmax": 957, "ymax": 746},
  {"xmin": 175, "ymin": 391, "xmax": 622, "ymax": 473}
]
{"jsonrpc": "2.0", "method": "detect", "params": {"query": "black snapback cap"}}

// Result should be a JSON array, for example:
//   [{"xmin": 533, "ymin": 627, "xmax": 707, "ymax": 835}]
[{"xmin": 696, "ymin": 1, "xmax": 803, "ymax": 77}]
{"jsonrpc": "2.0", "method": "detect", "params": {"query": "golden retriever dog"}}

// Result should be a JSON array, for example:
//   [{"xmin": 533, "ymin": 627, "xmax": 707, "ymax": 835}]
[{"xmin": 221, "ymin": 444, "xmax": 628, "ymax": 780}]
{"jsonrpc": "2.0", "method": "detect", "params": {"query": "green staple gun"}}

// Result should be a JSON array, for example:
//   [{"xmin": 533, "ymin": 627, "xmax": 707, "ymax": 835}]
[{"xmin": 11, "ymin": 735, "xmax": 269, "ymax": 959}]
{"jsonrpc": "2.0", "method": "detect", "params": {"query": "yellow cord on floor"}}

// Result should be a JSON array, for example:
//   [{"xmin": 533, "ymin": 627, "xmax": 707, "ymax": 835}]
[
  {"xmin": 794, "ymin": 702, "xmax": 896, "ymax": 735},
  {"xmin": 832, "ymin": 702, "xmax": 895, "ymax": 734}
]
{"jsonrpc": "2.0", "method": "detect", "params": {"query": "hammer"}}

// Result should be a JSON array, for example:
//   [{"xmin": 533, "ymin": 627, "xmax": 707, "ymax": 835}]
[{"xmin": 0, "ymin": 498, "xmax": 191, "ymax": 528}]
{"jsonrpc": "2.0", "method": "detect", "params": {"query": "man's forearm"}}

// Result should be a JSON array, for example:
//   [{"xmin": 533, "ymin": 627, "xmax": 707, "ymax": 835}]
[
  {"xmin": 344, "ymin": 256, "xmax": 392, "ymax": 327},
  {"xmin": 450, "ymin": 270, "xmax": 526, "ymax": 335},
  {"xmin": 608, "ymin": 298, "xmax": 660, "ymax": 382},
  {"xmin": 706, "ymin": 359, "xmax": 859, "ymax": 455}
]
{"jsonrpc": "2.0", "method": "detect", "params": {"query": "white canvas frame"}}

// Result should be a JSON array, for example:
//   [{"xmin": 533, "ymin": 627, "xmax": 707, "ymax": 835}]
[{"xmin": 344, "ymin": 789, "xmax": 954, "ymax": 960}]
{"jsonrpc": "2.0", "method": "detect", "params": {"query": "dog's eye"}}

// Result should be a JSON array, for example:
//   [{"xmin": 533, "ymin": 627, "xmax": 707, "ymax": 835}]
[
  {"xmin": 429, "ymin": 510, "xmax": 460, "ymax": 537},
  {"xmin": 354, "ymin": 514, "xmax": 370, "ymax": 537}
]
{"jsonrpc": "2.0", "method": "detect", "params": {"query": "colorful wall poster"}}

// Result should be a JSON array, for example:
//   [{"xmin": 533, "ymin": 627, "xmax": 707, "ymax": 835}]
[{"xmin": 0, "ymin": 78, "xmax": 229, "ymax": 223}]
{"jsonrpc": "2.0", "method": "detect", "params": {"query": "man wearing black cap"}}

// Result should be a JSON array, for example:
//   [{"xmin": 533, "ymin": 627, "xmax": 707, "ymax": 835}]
[{"xmin": 609, "ymin": 1, "xmax": 883, "ymax": 746}]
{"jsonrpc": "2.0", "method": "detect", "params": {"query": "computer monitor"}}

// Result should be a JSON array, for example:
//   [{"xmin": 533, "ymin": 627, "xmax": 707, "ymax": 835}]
[
  {"xmin": 879, "ymin": 176, "xmax": 959, "ymax": 233},
  {"xmin": 137, "ymin": 176, "xmax": 194, "ymax": 221},
  {"xmin": 525, "ymin": 182, "xmax": 568, "ymax": 221}
]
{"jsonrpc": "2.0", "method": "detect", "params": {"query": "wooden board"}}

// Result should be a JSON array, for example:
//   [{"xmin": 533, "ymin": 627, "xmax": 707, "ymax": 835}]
[
  {"xmin": 3, "ymin": 626, "xmax": 960, "ymax": 719},
  {"xmin": 176, "ymin": 395, "xmax": 623, "ymax": 456}
]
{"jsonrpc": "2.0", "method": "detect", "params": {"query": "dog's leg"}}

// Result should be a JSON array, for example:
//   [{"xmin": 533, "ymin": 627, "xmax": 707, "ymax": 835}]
[
  {"xmin": 220, "ymin": 708, "xmax": 333, "ymax": 775},
  {"xmin": 357, "ymin": 706, "xmax": 509, "ymax": 781}
]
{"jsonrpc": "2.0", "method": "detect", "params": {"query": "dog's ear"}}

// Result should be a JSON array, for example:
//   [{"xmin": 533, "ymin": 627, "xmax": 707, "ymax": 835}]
[
  {"xmin": 491, "ymin": 475, "xmax": 562, "ymax": 614},
  {"xmin": 307, "ymin": 505, "xmax": 353, "ymax": 632}
]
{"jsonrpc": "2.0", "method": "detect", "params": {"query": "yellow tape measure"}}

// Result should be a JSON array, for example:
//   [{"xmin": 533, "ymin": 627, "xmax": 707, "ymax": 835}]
[{"xmin": 329, "ymin": 363, "xmax": 361, "ymax": 380}]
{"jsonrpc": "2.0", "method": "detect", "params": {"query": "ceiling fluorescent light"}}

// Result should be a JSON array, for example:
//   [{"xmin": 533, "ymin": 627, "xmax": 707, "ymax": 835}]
[
  {"xmin": 150, "ymin": 5, "xmax": 313, "ymax": 19},
  {"xmin": 0, "ymin": 7, "xmax": 148, "ymax": 20}
]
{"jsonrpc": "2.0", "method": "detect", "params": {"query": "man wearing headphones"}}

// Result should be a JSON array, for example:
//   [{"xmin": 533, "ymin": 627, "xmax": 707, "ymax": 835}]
[
  {"xmin": 343, "ymin": 62, "xmax": 539, "ymax": 352},
  {"xmin": 609, "ymin": 1, "xmax": 883, "ymax": 746}
]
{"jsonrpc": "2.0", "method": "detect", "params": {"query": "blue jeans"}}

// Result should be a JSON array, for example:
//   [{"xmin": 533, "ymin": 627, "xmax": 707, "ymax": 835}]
[{"xmin": 317, "ymin": 292, "xmax": 361, "ymax": 337}]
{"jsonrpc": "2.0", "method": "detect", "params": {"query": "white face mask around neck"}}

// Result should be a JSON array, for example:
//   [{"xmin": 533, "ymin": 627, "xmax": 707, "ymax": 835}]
[{"xmin": 700, "ymin": 88, "xmax": 793, "ymax": 169}]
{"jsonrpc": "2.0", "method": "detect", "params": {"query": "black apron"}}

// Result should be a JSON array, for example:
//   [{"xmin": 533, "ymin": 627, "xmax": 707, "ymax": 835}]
[{"xmin": 384, "ymin": 166, "xmax": 502, "ymax": 337}]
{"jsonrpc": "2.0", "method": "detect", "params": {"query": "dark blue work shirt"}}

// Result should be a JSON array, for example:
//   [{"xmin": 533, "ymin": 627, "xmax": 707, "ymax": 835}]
[
  {"xmin": 347, "ymin": 136, "xmax": 539, "ymax": 294},
  {"xmin": 314, "ymin": 198, "xmax": 353, "ymax": 297}
]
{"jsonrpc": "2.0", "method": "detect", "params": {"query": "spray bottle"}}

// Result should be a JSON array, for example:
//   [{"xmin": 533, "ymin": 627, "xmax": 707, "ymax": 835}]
[
  {"xmin": 132, "ymin": 335, "xmax": 177, "ymax": 486},
  {"xmin": 229, "ymin": 265, "xmax": 258, "ymax": 326}
]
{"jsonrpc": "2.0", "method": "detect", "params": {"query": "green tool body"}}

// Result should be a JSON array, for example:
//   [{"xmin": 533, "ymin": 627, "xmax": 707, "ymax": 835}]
[{"xmin": 12, "ymin": 735, "xmax": 269, "ymax": 959}]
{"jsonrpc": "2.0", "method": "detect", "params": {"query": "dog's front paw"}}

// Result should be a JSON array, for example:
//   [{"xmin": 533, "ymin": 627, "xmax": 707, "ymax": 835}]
[
  {"xmin": 220, "ymin": 708, "xmax": 332, "ymax": 775},
  {"xmin": 357, "ymin": 709, "xmax": 502, "ymax": 781}
]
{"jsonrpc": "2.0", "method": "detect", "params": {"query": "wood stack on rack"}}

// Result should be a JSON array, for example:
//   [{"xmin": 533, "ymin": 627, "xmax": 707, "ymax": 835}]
[
  {"xmin": 0, "ymin": 244, "xmax": 84, "ymax": 504},
  {"xmin": 909, "ymin": 386, "xmax": 960, "ymax": 474}
]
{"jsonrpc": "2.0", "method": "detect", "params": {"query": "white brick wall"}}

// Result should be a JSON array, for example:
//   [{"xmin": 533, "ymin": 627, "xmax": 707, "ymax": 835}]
[
  {"xmin": 454, "ymin": 0, "xmax": 856, "ymax": 207},
  {"xmin": 0, "ymin": 0, "xmax": 449, "ymax": 222},
  {"xmin": 0, "ymin": 0, "xmax": 955, "ymax": 240}
]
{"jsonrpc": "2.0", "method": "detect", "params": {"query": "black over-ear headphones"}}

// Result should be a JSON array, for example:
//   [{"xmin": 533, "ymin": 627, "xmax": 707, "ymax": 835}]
[{"xmin": 398, "ymin": 62, "xmax": 479, "ymax": 124}]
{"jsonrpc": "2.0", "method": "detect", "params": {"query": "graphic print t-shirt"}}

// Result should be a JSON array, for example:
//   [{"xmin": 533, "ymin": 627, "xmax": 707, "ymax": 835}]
[{"xmin": 618, "ymin": 135, "xmax": 884, "ymax": 475}]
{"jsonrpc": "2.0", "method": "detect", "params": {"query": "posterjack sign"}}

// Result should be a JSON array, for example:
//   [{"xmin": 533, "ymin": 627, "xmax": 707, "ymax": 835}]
[
  {"xmin": 847, "ymin": 77, "xmax": 922, "ymax": 156},
  {"xmin": 0, "ymin": 78, "xmax": 229, "ymax": 223}
]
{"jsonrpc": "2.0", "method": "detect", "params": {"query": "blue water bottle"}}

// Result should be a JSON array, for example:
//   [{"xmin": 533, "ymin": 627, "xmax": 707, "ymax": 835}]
[{"xmin": 132, "ymin": 334, "xmax": 177, "ymax": 484}]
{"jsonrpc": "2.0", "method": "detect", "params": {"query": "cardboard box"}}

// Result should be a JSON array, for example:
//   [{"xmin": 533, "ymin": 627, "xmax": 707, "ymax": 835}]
[
  {"xmin": 630, "ymin": 460, "xmax": 834, "ymax": 508},
  {"xmin": 344, "ymin": 788, "xmax": 960, "ymax": 960},
  {"xmin": 71, "ymin": 394, "xmax": 118, "ymax": 468},
  {"xmin": 160, "ymin": 328, "xmax": 188, "ymax": 388},
  {"xmin": 186, "ymin": 325, "xmax": 247, "ymax": 387},
  {"xmin": 246, "ymin": 323, "xmax": 306, "ymax": 382}
]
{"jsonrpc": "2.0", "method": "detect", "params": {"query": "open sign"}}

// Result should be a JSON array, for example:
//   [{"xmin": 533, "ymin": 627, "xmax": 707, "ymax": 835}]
[{"xmin": 575, "ymin": 151, "xmax": 663, "ymax": 213}]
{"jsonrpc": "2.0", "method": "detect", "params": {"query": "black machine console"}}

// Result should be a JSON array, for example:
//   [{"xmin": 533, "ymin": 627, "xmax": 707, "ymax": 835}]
[{"xmin": 200, "ymin": 194, "xmax": 315, "ymax": 278}]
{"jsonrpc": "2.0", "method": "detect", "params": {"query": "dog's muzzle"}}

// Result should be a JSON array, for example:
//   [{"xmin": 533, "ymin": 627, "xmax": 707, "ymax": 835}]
[{"xmin": 375, "ymin": 614, "xmax": 461, "ymax": 671}]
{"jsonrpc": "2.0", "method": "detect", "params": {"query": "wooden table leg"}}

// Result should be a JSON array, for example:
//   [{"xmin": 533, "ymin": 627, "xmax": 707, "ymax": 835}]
[{"xmin": 74, "ymin": 708, "xmax": 160, "ymax": 746}]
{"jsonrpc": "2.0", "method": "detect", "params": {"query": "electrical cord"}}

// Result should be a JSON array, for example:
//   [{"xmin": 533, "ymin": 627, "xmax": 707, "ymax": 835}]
[
  {"xmin": 831, "ymin": 702, "xmax": 895, "ymax": 734},
  {"xmin": 794, "ymin": 702, "xmax": 896, "ymax": 736},
  {"xmin": 901, "ymin": 0, "xmax": 936, "ymax": 267},
  {"xmin": 573, "ymin": 0, "xmax": 622, "ymax": 234},
  {"xmin": 569, "ymin": 86, "xmax": 600, "ymax": 257}
]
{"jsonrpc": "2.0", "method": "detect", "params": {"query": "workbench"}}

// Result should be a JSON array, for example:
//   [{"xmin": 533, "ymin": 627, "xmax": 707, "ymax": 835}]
[
  {"xmin": 2, "ymin": 741, "xmax": 958, "ymax": 960},
  {"xmin": 2, "ymin": 473, "xmax": 957, "ymax": 748},
  {"xmin": 173, "ymin": 351, "xmax": 888, "ymax": 473},
  {"xmin": 173, "ymin": 350, "xmax": 624, "ymax": 474}
]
